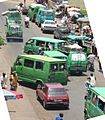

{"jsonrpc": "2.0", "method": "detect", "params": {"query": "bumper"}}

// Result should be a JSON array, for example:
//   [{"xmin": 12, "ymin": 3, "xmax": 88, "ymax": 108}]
[
  {"xmin": 43, "ymin": 27, "xmax": 56, "ymax": 31},
  {"xmin": 46, "ymin": 101, "xmax": 69, "ymax": 107}
]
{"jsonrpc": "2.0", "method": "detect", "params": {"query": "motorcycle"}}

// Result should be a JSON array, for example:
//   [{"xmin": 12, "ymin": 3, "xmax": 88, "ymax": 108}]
[{"xmin": 25, "ymin": 21, "xmax": 29, "ymax": 28}]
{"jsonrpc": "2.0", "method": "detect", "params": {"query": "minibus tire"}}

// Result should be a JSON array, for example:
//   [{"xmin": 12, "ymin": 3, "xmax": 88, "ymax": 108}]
[
  {"xmin": 36, "ymin": 81, "xmax": 43, "ymax": 89},
  {"xmin": 28, "ymin": 51, "xmax": 32, "ymax": 54},
  {"xmin": 84, "ymin": 110, "xmax": 88, "ymax": 120}
]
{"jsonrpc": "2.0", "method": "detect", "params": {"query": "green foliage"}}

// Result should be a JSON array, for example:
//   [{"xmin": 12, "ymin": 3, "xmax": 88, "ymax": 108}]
[
  {"xmin": 80, "ymin": 9, "xmax": 87, "ymax": 16},
  {"xmin": 0, "ymin": 36, "xmax": 6, "ymax": 46}
]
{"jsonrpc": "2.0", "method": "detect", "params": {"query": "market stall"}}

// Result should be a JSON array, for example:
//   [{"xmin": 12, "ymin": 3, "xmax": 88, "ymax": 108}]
[{"xmin": 3, "ymin": 89, "xmax": 23, "ymax": 100}]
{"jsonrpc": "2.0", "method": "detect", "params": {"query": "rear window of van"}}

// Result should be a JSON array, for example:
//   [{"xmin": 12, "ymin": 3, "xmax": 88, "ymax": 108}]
[{"xmin": 71, "ymin": 53, "xmax": 86, "ymax": 61}]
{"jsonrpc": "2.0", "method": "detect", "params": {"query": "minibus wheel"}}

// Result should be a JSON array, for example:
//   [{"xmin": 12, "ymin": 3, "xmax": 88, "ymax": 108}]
[
  {"xmin": 28, "ymin": 51, "xmax": 32, "ymax": 54},
  {"xmin": 36, "ymin": 81, "xmax": 43, "ymax": 89}
]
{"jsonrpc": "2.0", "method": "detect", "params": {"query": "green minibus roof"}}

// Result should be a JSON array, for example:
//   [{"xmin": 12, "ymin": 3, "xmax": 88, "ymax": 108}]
[
  {"xmin": 44, "ymin": 51, "xmax": 67, "ymax": 58},
  {"xmin": 19, "ymin": 55, "xmax": 66, "ymax": 62},
  {"xmin": 30, "ymin": 37, "xmax": 66, "ymax": 43},
  {"xmin": 90, "ymin": 87, "xmax": 105, "ymax": 99}
]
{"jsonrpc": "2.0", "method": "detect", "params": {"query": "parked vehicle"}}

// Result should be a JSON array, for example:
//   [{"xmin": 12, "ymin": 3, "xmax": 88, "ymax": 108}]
[
  {"xmin": 35, "ymin": 8, "xmax": 55, "ymax": 27},
  {"xmin": 54, "ymin": 26, "xmax": 70, "ymax": 40},
  {"xmin": 5, "ymin": 22, "xmax": 23, "ymax": 42},
  {"xmin": 11, "ymin": 55, "xmax": 68, "ymax": 88},
  {"xmin": 24, "ymin": 37, "xmax": 67, "ymax": 54},
  {"xmin": 36, "ymin": 83, "xmax": 69, "ymax": 109},
  {"xmin": 84, "ymin": 87, "xmax": 105, "ymax": 119},
  {"xmin": 44, "ymin": 51, "xmax": 67, "ymax": 60},
  {"xmin": 41, "ymin": 20, "xmax": 57, "ymax": 33},
  {"xmin": 28, "ymin": 3, "xmax": 45, "ymax": 22},
  {"xmin": 67, "ymin": 51, "xmax": 88, "ymax": 75}
]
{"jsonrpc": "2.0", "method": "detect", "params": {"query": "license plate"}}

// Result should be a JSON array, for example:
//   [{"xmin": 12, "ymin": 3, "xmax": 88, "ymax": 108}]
[{"xmin": 54, "ymin": 99, "xmax": 62, "ymax": 102}]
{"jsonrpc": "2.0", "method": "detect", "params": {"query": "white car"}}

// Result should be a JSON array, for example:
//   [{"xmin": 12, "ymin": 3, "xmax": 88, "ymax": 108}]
[{"xmin": 41, "ymin": 20, "xmax": 57, "ymax": 33}]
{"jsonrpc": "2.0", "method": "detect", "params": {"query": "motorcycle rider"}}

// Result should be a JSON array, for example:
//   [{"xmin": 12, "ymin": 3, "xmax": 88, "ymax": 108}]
[{"xmin": 24, "ymin": 15, "xmax": 30, "ymax": 27}]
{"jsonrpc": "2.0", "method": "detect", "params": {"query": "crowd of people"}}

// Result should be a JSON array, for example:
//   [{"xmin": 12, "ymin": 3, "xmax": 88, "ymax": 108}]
[{"xmin": 0, "ymin": 72, "xmax": 18, "ymax": 91}]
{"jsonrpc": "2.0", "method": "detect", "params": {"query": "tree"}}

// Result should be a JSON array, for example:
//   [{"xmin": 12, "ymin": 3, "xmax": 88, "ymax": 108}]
[{"xmin": 0, "ymin": 36, "xmax": 6, "ymax": 46}]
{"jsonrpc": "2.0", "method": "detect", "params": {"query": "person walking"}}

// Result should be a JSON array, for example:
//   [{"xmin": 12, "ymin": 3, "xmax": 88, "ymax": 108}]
[
  {"xmin": 88, "ymin": 73, "xmax": 96, "ymax": 87},
  {"xmin": 9, "ymin": 72, "xmax": 18, "ymax": 91},
  {"xmin": 55, "ymin": 113, "xmax": 63, "ymax": 120},
  {"xmin": 0, "ymin": 73, "xmax": 8, "ymax": 89}
]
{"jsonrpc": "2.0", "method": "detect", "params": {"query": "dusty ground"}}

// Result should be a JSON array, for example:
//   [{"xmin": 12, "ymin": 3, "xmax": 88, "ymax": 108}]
[
  {"xmin": 69, "ymin": 0, "xmax": 86, "ymax": 9},
  {"xmin": 10, "ymin": 0, "xmax": 86, "ymax": 9}
]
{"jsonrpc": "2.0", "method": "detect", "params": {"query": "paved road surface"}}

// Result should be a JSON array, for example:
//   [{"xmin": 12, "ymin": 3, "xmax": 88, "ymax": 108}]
[{"xmin": 0, "ymin": 0, "xmax": 105, "ymax": 120}]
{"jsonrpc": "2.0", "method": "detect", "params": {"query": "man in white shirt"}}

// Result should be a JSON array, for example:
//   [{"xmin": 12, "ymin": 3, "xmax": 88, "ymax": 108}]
[{"xmin": 0, "ymin": 73, "xmax": 8, "ymax": 89}]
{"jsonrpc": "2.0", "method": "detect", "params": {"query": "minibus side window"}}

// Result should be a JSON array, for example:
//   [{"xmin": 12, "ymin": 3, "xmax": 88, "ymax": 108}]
[
  {"xmin": 50, "ymin": 64, "xmax": 58, "ymax": 72},
  {"xmin": 98, "ymin": 99, "xmax": 105, "ymax": 112},
  {"xmin": 36, "ymin": 41, "xmax": 45, "ymax": 47},
  {"xmin": 35, "ymin": 61, "xmax": 43, "ymax": 70},
  {"xmin": 92, "ymin": 93, "xmax": 98, "ymax": 105},
  {"xmin": 46, "ymin": 42, "xmax": 54, "ymax": 50},
  {"xmin": 59, "ymin": 63, "xmax": 66, "ymax": 71},
  {"xmin": 24, "ymin": 59, "xmax": 34, "ymax": 68},
  {"xmin": 26, "ymin": 39, "xmax": 34, "ymax": 45}
]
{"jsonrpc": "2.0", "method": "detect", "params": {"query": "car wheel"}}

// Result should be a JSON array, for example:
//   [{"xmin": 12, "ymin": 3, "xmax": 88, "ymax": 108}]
[
  {"xmin": 36, "ymin": 81, "xmax": 43, "ymax": 89},
  {"xmin": 42, "ymin": 30, "xmax": 45, "ymax": 33},
  {"xmin": 65, "ymin": 105, "xmax": 69, "ymax": 110},
  {"xmin": 38, "ymin": 23, "xmax": 41, "ymax": 27},
  {"xmin": 84, "ymin": 113, "xmax": 88, "ymax": 120},
  {"xmin": 54, "ymin": 35, "xmax": 56, "ymax": 39},
  {"xmin": 28, "ymin": 51, "xmax": 32, "ymax": 54},
  {"xmin": 43, "ymin": 101, "xmax": 47, "ymax": 109},
  {"xmin": 7, "ymin": 38, "xmax": 10, "ymax": 42}
]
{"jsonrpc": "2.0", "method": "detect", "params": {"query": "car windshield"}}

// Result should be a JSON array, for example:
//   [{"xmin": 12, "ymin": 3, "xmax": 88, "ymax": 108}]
[
  {"xmin": 45, "ymin": 21, "xmax": 55, "ymax": 24},
  {"xmin": 48, "ymin": 88, "xmax": 65, "ymax": 96},
  {"xmin": 9, "ymin": 12, "xmax": 21, "ymax": 19},
  {"xmin": 59, "ymin": 28, "xmax": 70, "ymax": 34},
  {"xmin": 43, "ymin": 11, "xmax": 54, "ymax": 17}
]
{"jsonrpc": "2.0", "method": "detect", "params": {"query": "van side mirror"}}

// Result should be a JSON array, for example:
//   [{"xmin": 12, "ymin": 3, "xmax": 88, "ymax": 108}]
[
  {"xmin": 31, "ymin": 43, "xmax": 34, "ymax": 46},
  {"xmin": 84, "ymin": 95, "xmax": 90, "ymax": 100}
]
